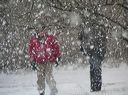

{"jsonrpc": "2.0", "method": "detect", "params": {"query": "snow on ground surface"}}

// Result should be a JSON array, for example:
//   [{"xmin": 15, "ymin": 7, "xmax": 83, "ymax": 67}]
[{"xmin": 0, "ymin": 64, "xmax": 128, "ymax": 95}]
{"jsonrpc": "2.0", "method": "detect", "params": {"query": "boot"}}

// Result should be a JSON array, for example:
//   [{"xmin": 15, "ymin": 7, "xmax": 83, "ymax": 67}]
[
  {"xmin": 40, "ymin": 92, "xmax": 44, "ymax": 95},
  {"xmin": 39, "ymin": 91, "xmax": 44, "ymax": 95}
]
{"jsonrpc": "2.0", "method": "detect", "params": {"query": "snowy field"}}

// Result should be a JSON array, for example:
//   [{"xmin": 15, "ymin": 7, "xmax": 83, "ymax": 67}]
[{"xmin": 0, "ymin": 64, "xmax": 128, "ymax": 95}]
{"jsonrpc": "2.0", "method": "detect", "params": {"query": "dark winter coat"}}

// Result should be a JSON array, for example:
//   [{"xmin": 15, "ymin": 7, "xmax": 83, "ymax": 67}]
[{"xmin": 80, "ymin": 24, "xmax": 106, "ymax": 60}]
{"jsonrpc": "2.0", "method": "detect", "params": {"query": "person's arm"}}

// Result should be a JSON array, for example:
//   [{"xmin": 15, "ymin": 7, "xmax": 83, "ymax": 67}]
[
  {"xmin": 122, "ymin": 32, "xmax": 128, "ymax": 43},
  {"xmin": 28, "ymin": 37, "xmax": 37, "ymax": 70}
]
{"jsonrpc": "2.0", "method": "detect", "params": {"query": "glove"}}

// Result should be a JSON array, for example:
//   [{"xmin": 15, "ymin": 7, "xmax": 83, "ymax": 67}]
[
  {"xmin": 55, "ymin": 61, "xmax": 59, "ymax": 67},
  {"xmin": 31, "ymin": 61, "xmax": 37, "ymax": 71},
  {"xmin": 80, "ymin": 45, "xmax": 86, "ymax": 56},
  {"xmin": 55, "ymin": 57, "xmax": 61, "ymax": 67},
  {"xmin": 57, "ymin": 57, "xmax": 61, "ymax": 62},
  {"xmin": 80, "ymin": 45, "xmax": 84, "ymax": 52}
]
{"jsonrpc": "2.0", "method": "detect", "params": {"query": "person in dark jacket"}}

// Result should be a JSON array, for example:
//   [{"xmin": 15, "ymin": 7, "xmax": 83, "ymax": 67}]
[{"xmin": 79, "ymin": 23, "xmax": 106, "ymax": 91}]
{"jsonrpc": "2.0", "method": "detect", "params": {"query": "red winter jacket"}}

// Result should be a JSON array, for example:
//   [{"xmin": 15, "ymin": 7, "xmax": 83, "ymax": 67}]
[{"xmin": 28, "ymin": 33, "xmax": 61, "ymax": 64}]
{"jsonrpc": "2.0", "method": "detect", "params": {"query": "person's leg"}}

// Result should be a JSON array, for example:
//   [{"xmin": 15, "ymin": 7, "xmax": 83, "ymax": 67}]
[
  {"xmin": 37, "ymin": 64, "xmax": 46, "ymax": 95},
  {"xmin": 45, "ymin": 62, "xmax": 58, "ymax": 95},
  {"xmin": 90, "ymin": 57, "xmax": 102, "ymax": 91}
]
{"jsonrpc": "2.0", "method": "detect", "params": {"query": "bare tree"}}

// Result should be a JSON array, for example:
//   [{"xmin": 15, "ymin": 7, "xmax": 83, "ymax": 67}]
[{"xmin": 0, "ymin": 0, "xmax": 128, "ymax": 71}]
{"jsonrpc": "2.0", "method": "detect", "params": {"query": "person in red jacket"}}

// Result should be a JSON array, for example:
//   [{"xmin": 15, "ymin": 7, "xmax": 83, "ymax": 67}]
[{"xmin": 28, "ymin": 31, "xmax": 61, "ymax": 95}]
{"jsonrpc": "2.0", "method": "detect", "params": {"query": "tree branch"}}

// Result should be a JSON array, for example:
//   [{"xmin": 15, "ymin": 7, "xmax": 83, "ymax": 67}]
[
  {"xmin": 44, "ymin": 0, "xmax": 128, "ymax": 30},
  {"xmin": 92, "ymin": 10, "xmax": 127, "ymax": 30},
  {"xmin": 118, "ymin": 3, "xmax": 128, "ymax": 10}
]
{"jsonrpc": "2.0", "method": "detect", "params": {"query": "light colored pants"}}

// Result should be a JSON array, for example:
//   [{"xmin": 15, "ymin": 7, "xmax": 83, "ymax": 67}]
[{"xmin": 37, "ymin": 62, "xmax": 57, "ymax": 93}]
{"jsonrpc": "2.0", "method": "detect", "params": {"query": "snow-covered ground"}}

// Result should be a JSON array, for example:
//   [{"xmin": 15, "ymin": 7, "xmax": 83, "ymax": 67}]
[{"xmin": 0, "ymin": 64, "xmax": 128, "ymax": 95}]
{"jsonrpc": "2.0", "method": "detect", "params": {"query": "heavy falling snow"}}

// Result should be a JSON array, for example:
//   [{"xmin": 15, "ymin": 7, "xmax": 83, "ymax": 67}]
[
  {"xmin": 0, "ymin": 0, "xmax": 128, "ymax": 95},
  {"xmin": 0, "ymin": 64, "xmax": 128, "ymax": 95}
]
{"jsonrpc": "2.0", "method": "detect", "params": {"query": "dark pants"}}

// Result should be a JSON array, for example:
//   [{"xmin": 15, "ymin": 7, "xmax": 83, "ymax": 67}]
[{"xmin": 89, "ymin": 56, "xmax": 102, "ymax": 91}]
